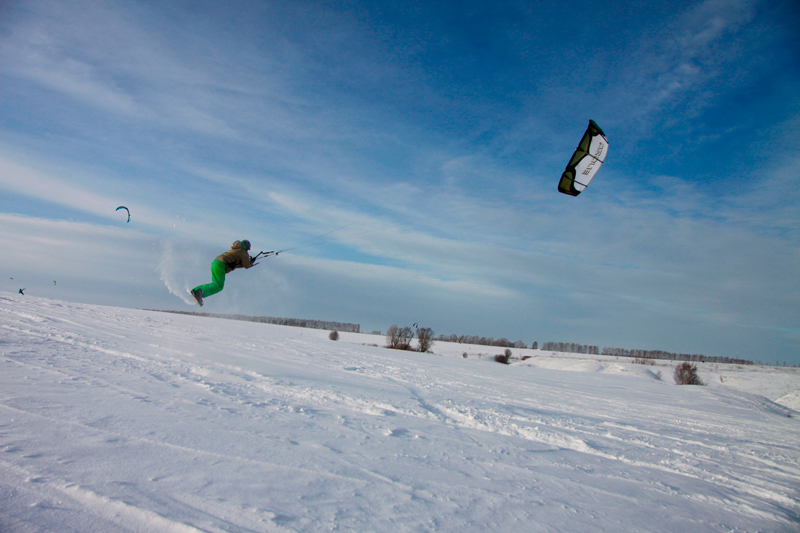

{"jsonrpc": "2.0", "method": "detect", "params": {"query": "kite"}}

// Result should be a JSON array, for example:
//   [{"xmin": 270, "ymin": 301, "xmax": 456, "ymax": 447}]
[
  {"xmin": 116, "ymin": 206, "xmax": 131, "ymax": 223},
  {"xmin": 557, "ymin": 120, "xmax": 608, "ymax": 196}
]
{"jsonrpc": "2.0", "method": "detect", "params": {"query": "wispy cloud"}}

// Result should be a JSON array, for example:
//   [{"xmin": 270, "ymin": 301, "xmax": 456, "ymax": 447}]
[
  {"xmin": 0, "ymin": 155, "xmax": 122, "ymax": 219},
  {"xmin": 597, "ymin": 0, "xmax": 766, "ymax": 137}
]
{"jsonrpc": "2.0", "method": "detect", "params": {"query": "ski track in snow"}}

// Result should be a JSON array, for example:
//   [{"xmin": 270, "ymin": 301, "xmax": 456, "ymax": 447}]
[{"xmin": 1, "ymin": 293, "xmax": 799, "ymax": 532}]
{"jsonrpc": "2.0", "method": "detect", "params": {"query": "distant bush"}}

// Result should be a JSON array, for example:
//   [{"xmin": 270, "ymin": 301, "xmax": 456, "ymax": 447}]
[
  {"xmin": 329, "ymin": 330, "xmax": 339, "ymax": 341},
  {"xmin": 386, "ymin": 324, "xmax": 401, "ymax": 348},
  {"xmin": 633, "ymin": 357, "xmax": 655, "ymax": 365},
  {"xmin": 386, "ymin": 324, "xmax": 414, "ymax": 350},
  {"xmin": 655, "ymin": 370, "xmax": 663, "ymax": 381},
  {"xmin": 398, "ymin": 327, "xmax": 414, "ymax": 350},
  {"xmin": 673, "ymin": 362, "xmax": 704, "ymax": 385},
  {"xmin": 494, "ymin": 353, "xmax": 510, "ymax": 364}
]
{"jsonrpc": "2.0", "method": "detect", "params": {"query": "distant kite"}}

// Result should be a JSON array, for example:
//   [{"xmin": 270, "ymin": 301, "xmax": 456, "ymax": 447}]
[
  {"xmin": 413, "ymin": 323, "xmax": 419, "ymax": 329},
  {"xmin": 54, "ymin": 281, "xmax": 57, "ymax": 285},
  {"xmin": 557, "ymin": 120, "xmax": 609, "ymax": 196},
  {"xmin": 116, "ymin": 206, "xmax": 131, "ymax": 223}
]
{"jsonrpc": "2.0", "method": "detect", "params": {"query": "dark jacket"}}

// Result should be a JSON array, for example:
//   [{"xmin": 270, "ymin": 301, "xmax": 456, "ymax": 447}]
[{"xmin": 215, "ymin": 241, "xmax": 253, "ymax": 273}]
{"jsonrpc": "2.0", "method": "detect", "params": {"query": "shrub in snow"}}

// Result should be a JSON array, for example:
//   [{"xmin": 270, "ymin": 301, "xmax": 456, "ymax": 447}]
[
  {"xmin": 673, "ymin": 362, "xmax": 704, "ymax": 385},
  {"xmin": 494, "ymin": 353, "xmax": 510, "ymax": 364},
  {"xmin": 386, "ymin": 324, "xmax": 401, "ymax": 348},
  {"xmin": 386, "ymin": 324, "xmax": 414, "ymax": 350},
  {"xmin": 417, "ymin": 327, "xmax": 435, "ymax": 353},
  {"xmin": 329, "ymin": 330, "xmax": 339, "ymax": 341},
  {"xmin": 398, "ymin": 327, "xmax": 414, "ymax": 350}
]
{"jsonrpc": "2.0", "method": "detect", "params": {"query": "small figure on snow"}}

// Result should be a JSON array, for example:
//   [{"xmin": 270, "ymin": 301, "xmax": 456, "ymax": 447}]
[
  {"xmin": 191, "ymin": 240, "xmax": 254, "ymax": 307},
  {"xmin": 18, "ymin": 288, "xmax": 25, "ymax": 295}
]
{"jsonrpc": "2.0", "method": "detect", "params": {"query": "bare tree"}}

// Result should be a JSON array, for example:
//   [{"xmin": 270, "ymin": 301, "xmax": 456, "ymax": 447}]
[
  {"xmin": 417, "ymin": 327, "xmax": 435, "ymax": 353},
  {"xmin": 386, "ymin": 324, "xmax": 415, "ymax": 350},
  {"xmin": 398, "ymin": 327, "xmax": 414, "ymax": 350},
  {"xmin": 386, "ymin": 324, "xmax": 401, "ymax": 348}
]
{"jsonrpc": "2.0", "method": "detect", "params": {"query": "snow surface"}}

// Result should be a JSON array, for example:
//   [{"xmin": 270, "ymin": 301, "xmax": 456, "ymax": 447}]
[{"xmin": 1, "ymin": 293, "xmax": 799, "ymax": 532}]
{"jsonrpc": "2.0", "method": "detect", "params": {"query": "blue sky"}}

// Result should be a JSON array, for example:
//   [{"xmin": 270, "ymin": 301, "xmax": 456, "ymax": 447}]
[{"xmin": 1, "ymin": 0, "xmax": 798, "ymax": 364}]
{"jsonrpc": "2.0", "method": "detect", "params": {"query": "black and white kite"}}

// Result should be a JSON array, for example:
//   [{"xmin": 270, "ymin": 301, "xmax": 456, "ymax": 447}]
[{"xmin": 557, "ymin": 120, "xmax": 608, "ymax": 197}]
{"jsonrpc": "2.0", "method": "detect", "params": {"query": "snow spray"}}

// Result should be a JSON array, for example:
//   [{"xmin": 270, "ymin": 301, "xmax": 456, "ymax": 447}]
[{"xmin": 157, "ymin": 241, "xmax": 199, "ymax": 305}]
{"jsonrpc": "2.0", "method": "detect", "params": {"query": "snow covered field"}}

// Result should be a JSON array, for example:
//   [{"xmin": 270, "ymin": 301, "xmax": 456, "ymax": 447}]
[{"xmin": 1, "ymin": 293, "xmax": 799, "ymax": 532}]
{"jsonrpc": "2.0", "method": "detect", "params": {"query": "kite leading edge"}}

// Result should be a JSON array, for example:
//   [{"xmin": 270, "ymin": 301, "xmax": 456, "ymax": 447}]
[{"xmin": 116, "ymin": 206, "xmax": 131, "ymax": 223}]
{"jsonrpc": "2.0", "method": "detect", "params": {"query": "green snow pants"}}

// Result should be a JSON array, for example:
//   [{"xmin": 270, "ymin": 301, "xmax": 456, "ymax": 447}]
[{"xmin": 193, "ymin": 260, "xmax": 227, "ymax": 298}]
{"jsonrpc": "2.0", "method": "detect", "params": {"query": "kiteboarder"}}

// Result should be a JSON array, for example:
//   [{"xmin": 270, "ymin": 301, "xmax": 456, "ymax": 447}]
[
  {"xmin": 18, "ymin": 288, "xmax": 25, "ymax": 295},
  {"xmin": 190, "ymin": 240, "xmax": 254, "ymax": 306}
]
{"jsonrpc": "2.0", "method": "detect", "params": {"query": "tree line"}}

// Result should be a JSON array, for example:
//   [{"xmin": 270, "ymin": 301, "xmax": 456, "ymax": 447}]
[
  {"xmin": 150, "ymin": 310, "xmax": 361, "ymax": 333},
  {"xmin": 435, "ymin": 334, "xmax": 528, "ymax": 349},
  {"xmin": 540, "ymin": 342, "xmax": 600, "ymax": 354},
  {"xmin": 432, "ymin": 333, "xmax": 754, "ymax": 365},
  {"xmin": 599, "ymin": 346, "xmax": 753, "ymax": 365}
]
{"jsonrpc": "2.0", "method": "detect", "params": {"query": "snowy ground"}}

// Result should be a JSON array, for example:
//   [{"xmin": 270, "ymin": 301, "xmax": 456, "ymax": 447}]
[
  {"xmin": 1, "ymin": 293, "xmax": 799, "ymax": 532},
  {"xmin": 429, "ymin": 343, "xmax": 800, "ymax": 412}
]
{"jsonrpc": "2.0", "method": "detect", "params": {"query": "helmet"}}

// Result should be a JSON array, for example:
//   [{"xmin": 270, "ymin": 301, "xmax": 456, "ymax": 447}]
[{"xmin": 241, "ymin": 239, "xmax": 251, "ymax": 251}]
